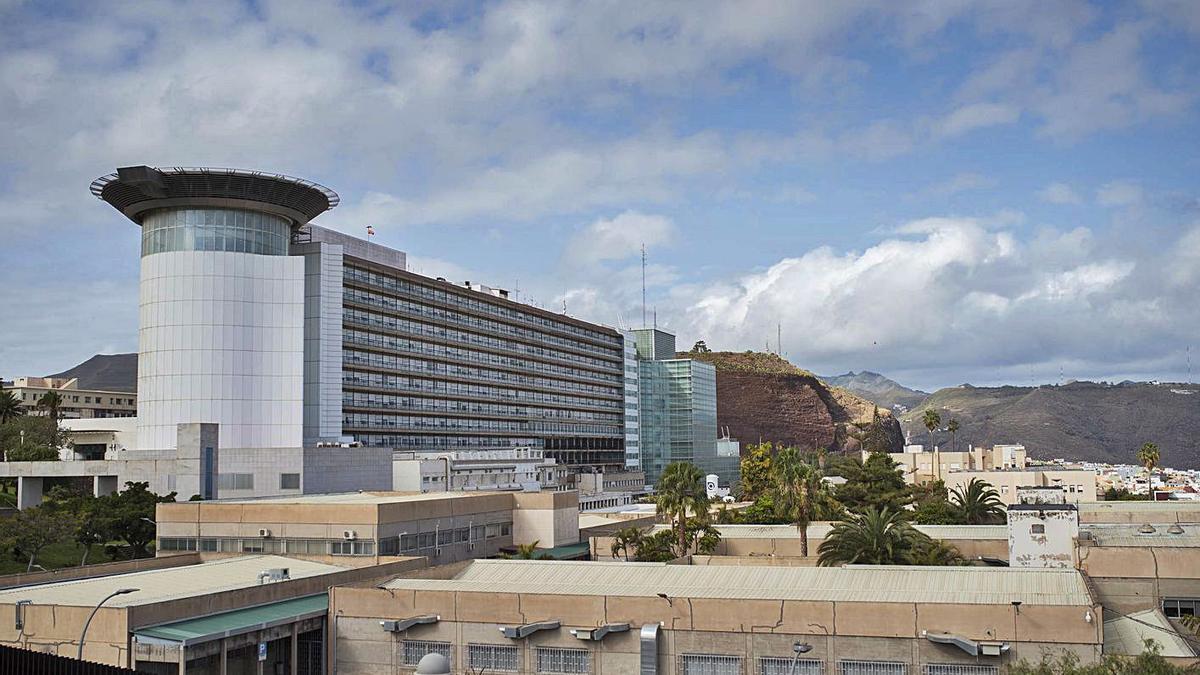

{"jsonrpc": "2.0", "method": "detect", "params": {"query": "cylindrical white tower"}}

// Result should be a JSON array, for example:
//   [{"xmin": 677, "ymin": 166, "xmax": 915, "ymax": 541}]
[{"xmin": 92, "ymin": 166, "xmax": 339, "ymax": 453}]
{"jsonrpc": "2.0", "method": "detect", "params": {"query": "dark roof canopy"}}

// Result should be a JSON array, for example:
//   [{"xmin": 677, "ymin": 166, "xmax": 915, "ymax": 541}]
[{"xmin": 91, "ymin": 166, "xmax": 339, "ymax": 226}]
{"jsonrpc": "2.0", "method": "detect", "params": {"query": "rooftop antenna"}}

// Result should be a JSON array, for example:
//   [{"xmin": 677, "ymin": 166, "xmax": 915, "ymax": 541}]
[
  {"xmin": 641, "ymin": 243, "xmax": 647, "ymax": 329},
  {"xmin": 1188, "ymin": 345, "xmax": 1192, "ymax": 382},
  {"xmin": 514, "ymin": 279, "xmax": 520, "ymax": 303},
  {"xmin": 562, "ymin": 298, "xmax": 567, "ymax": 314},
  {"xmin": 777, "ymin": 322, "xmax": 782, "ymax": 357},
  {"xmin": 653, "ymin": 307, "xmax": 657, "ymax": 329}
]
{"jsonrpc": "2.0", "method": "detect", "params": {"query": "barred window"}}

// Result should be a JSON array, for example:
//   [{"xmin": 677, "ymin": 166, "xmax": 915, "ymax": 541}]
[
  {"xmin": 468, "ymin": 644, "xmax": 519, "ymax": 672},
  {"xmin": 760, "ymin": 656, "xmax": 823, "ymax": 675},
  {"xmin": 840, "ymin": 661, "xmax": 905, "ymax": 675},
  {"xmin": 923, "ymin": 666, "xmax": 997, "ymax": 675},
  {"xmin": 681, "ymin": 654, "xmax": 742, "ymax": 675},
  {"xmin": 402, "ymin": 640, "xmax": 452, "ymax": 667},
  {"xmin": 537, "ymin": 647, "xmax": 590, "ymax": 673}
]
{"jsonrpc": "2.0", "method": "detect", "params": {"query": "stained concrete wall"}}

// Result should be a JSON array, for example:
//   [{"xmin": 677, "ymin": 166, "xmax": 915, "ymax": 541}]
[{"xmin": 1077, "ymin": 544, "xmax": 1200, "ymax": 613}]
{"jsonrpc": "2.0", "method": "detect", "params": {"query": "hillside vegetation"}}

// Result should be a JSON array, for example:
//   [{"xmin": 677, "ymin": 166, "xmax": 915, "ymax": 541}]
[{"xmin": 902, "ymin": 381, "xmax": 1200, "ymax": 468}]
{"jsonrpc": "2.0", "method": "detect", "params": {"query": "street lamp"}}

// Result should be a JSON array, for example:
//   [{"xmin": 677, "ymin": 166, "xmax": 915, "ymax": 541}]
[
  {"xmin": 77, "ymin": 588, "xmax": 139, "ymax": 660},
  {"xmin": 788, "ymin": 642, "xmax": 813, "ymax": 675}
]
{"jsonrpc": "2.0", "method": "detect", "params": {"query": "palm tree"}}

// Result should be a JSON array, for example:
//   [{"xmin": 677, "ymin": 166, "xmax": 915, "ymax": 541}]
[
  {"xmin": 771, "ymin": 447, "xmax": 833, "ymax": 556},
  {"xmin": 910, "ymin": 537, "xmax": 964, "ymax": 566},
  {"xmin": 503, "ymin": 540, "xmax": 552, "ymax": 560},
  {"xmin": 921, "ymin": 409, "xmax": 941, "ymax": 450},
  {"xmin": 949, "ymin": 478, "xmax": 1005, "ymax": 524},
  {"xmin": 36, "ymin": 391, "xmax": 63, "ymax": 424},
  {"xmin": 610, "ymin": 527, "xmax": 644, "ymax": 561},
  {"xmin": 817, "ymin": 507, "xmax": 925, "ymax": 566},
  {"xmin": 656, "ymin": 462, "xmax": 710, "ymax": 557},
  {"xmin": 1137, "ymin": 442, "xmax": 1161, "ymax": 493},
  {"xmin": 946, "ymin": 418, "xmax": 960, "ymax": 453},
  {"xmin": 0, "ymin": 387, "xmax": 24, "ymax": 424}
]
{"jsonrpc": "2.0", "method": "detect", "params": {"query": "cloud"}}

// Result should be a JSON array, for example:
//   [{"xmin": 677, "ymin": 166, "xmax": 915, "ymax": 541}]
[
  {"xmin": 1097, "ymin": 181, "xmax": 1144, "ymax": 207},
  {"xmin": 936, "ymin": 103, "xmax": 1021, "ymax": 138},
  {"xmin": 920, "ymin": 172, "xmax": 997, "ymax": 198},
  {"xmin": 563, "ymin": 211, "xmax": 676, "ymax": 267},
  {"xmin": 1038, "ymin": 182, "xmax": 1084, "ymax": 205}
]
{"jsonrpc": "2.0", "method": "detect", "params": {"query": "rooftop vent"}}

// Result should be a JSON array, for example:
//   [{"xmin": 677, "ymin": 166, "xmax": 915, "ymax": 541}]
[
  {"xmin": 1138, "ymin": 523, "xmax": 1157, "ymax": 534},
  {"xmin": 1168, "ymin": 523, "xmax": 1185, "ymax": 535}
]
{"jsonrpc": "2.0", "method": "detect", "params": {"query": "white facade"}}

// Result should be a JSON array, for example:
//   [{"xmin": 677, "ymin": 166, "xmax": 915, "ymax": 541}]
[
  {"xmin": 622, "ymin": 331, "xmax": 641, "ymax": 470},
  {"xmin": 137, "ymin": 250, "xmax": 304, "ymax": 451}
]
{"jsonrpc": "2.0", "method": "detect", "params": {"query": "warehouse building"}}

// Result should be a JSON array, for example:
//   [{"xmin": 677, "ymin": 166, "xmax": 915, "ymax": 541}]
[{"xmin": 330, "ymin": 559, "xmax": 1101, "ymax": 674}]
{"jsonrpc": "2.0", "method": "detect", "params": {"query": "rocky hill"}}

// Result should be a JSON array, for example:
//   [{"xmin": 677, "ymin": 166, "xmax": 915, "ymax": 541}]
[
  {"xmin": 47, "ymin": 353, "xmax": 137, "ymax": 392},
  {"xmin": 901, "ymin": 381, "xmax": 1200, "ymax": 468},
  {"xmin": 821, "ymin": 370, "xmax": 929, "ymax": 410},
  {"xmin": 683, "ymin": 351, "xmax": 904, "ymax": 454}
]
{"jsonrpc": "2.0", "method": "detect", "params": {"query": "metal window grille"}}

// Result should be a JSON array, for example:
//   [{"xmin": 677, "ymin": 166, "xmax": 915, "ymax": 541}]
[
  {"xmin": 680, "ymin": 654, "xmax": 743, "ymax": 675},
  {"xmin": 402, "ymin": 640, "xmax": 452, "ymax": 667},
  {"xmin": 468, "ymin": 644, "xmax": 520, "ymax": 672},
  {"xmin": 840, "ymin": 661, "xmax": 906, "ymax": 675},
  {"xmin": 760, "ymin": 656, "xmax": 824, "ymax": 675},
  {"xmin": 537, "ymin": 647, "xmax": 591, "ymax": 673},
  {"xmin": 924, "ymin": 666, "xmax": 997, "ymax": 675}
]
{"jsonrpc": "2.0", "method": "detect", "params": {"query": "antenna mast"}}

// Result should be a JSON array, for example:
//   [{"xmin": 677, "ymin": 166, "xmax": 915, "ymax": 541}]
[{"xmin": 641, "ymin": 243, "xmax": 647, "ymax": 329}]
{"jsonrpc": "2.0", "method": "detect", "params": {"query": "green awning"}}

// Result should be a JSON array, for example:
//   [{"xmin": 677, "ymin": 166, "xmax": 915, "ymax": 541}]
[
  {"xmin": 537, "ymin": 541, "xmax": 591, "ymax": 560},
  {"xmin": 135, "ymin": 595, "xmax": 328, "ymax": 646}
]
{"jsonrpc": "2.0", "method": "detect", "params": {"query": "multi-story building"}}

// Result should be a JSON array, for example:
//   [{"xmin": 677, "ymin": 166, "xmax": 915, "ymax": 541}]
[
  {"xmin": 2, "ymin": 377, "xmax": 136, "ymax": 419},
  {"xmin": 633, "ymin": 328, "xmax": 737, "ymax": 487},
  {"xmin": 1, "ymin": 165, "xmax": 632, "ymax": 506}
]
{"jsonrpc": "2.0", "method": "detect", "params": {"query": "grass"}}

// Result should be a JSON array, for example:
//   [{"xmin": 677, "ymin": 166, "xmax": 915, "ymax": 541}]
[{"xmin": 0, "ymin": 540, "xmax": 117, "ymax": 576}]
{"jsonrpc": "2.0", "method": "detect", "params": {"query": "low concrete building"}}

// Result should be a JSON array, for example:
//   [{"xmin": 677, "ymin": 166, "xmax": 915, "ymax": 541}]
[
  {"xmin": 945, "ymin": 468, "xmax": 1098, "ymax": 505},
  {"xmin": 3, "ymin": 377, "xmax": 136, "ymax": 419},
  {"xmin": 0, "ymin": 554, "xmax": 422, "ymax": 672},
  {"xmin": 1075, "ymin": 522, "xmax": 1200, "ymax": 616},
  {"xmin": 1077, "ymin": 500, "xmax": 1200, "ymax": 524},
  {"xmin": 155, "ymin": 490, "xmax": 580, "ymax": 567},
  {"xmin": 1008, "ymin": 503, "xmax": 1078, "ymax": 568},
  {"xmin": 331, "ymin": 559, "xmax": 1102, "ymax": 674},
  {"xmin": 391, "ymin": 448, "xmax": 568, "ymax": 493},
  {"xmin": 872, "ymin": 444, "xmax": 1028, "ymax": 484}
]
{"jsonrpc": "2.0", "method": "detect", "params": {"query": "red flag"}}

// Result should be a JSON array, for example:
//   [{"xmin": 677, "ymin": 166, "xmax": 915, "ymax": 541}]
[{"xmin": 366, "ymin": 225, "xmax": 375, "ymax": 236}]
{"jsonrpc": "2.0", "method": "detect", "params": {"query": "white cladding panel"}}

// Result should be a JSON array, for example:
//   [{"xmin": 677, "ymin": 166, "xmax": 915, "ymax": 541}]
[{"xmin": 137, "ymin": 251, "xmax": 304, "ymax": 451}]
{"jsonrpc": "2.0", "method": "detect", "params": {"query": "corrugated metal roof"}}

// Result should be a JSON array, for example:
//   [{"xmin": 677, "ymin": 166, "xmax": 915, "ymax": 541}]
[
  {"xmin": 381, "ymin": 559, "xmax": 1093, "ymax": 606},
  {"xmin": 648, "ymin": 524, "xmax": 1008, "ymax": 541},
  {"xmin": 1103, "ymin": 609, "xmax": 1196, "ymax": 657},
  {"xmin": 136, "ymin": 594, "xmax": 328, "ymax": 645},
  {"xmin": 217, "ymin": 491, "xmax": 505, "ymax": 505},
  {"xmin": 0, "ymin": 556, "xmax": 347, "ymax": 608},
  {"xmin": 1083, "ymin": 524, "xmax": 1200, "ymax": 547}
]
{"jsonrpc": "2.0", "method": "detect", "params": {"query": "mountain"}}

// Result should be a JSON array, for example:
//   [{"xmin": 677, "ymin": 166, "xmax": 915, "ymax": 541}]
[
  {"xmin": 46, "ymin": 353, "xmax": 137, "ymax": 393},
  {"xmin": 684, "ymin": 351, "xmax": 904, "ymax": 454},
  {"xmin": 821, "ymin": 371, "xmax": 929, "ymax": 410},
  {"xmin": 901, "ymin": 381, "xmax": 1200, "ymax": 468}
]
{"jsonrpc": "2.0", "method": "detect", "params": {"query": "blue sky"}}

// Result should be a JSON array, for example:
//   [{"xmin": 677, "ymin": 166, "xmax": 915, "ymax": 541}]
[{"xmin": 1, "ymin": 0, "xmax": 1198, "ymax": 391}]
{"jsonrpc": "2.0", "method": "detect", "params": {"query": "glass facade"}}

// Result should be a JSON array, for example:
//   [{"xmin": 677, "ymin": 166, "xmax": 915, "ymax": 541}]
[
  {"xmin": 141, "ymin": 208, "xmax": 291, "ymax": 257},
  {"xmin": 340, "ymin": 262, "xmax": 627, "ymax": 468},
  {"xmin": 638, "ymin": 358, "xmax": 737, "ymax": 486}
]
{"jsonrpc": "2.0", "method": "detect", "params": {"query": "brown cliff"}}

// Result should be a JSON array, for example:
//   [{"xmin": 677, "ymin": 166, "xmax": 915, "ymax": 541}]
[{"xmin": 684, "ymin": 350, "xmax": 904, "ymax": 453}]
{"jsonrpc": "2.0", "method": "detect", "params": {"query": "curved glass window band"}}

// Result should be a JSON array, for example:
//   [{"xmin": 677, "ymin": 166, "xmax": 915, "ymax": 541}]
[{"xmin": 141, "ymin": 208, "xmax": 292, "ymax": 256}]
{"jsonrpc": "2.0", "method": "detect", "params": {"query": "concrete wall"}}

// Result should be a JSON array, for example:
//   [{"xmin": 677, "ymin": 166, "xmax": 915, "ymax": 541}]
[
  {"xmin": 302, "ymin": 447, "xmax": 393, "ymax": 493},
  {"xmin": 1009, "ymin": 507, "xmax": 1078, "ymax": 568},
  {"xmin": 513, "ymin": 491, "xmax": 579, "ymax": 548},
  {"xmin": 330, "ymin": 585, "xmax": 1102, "ymax": 674},
  {"xmin": 1079, "ymin": 502, "xmax": 1200, "ymax": 524},
  {"xmin": 946, "ymin": 470, "xmax": 1097, "ymax": 505},
  {"xmin": 1077, "ymin": 544, "xmax": 1200, "ymax": 613},
  {"xmin": 591, "ymin": 533, "xmax": 1007, "ymax": 562}
]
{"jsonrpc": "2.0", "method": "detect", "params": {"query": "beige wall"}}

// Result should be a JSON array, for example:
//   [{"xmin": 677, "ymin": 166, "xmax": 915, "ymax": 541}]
[
  {"xmin": 331, "ymin": 584, "xmax": 1102, "ymax": 673},
  {"xmin": 945, "ymin": 470, "xmax": 1097, "ymax": 505},
  {"xmin": 1079, "ymin": 502, "xmax": 1200, "ymax": 524},
  {"xmin": 513, "ymin": 491, "xmax": 579, "ymax": 548},
  {"xmin": 591, "ymin": 534, "xmax": 1007, "ymax": 562},
  {"xmin": 1077, "ymin": 544, "xmax": 1200, "ymax": 613}
]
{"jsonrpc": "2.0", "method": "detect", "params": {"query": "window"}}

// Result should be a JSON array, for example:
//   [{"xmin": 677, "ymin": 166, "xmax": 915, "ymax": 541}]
[
  {"xmin": 402, "ymin": 640, "xmax": 451, "ymax": 667},
  {"xmin": 924, "ymin": 667, "xmax": 997, "ymax": 675},
  {"xmin": 199, "ymin": 539, "xmax": 218, "ymax": 552},
  {"xmin": 1031, "ymin": 524, "xmax": 1045, "ymax": 534},
  {"xmin": 840, "ymin": 661, "xmax": 905, "ymax": 675},
  {"xmin": 380, "ymin": 536, "xmax": 400, "ymax": 556},
  {"xmin": 537, "ymin": 647, "xmax": 590, "ymax": 673},
  {"xmin": 331, "ymin": 540, "xmax": 375, "ymax": 556},
  {"xmin": 468, "ymin": 644, "xmax": 519, "ymax": 672},
  {"xmin": 1000, "ymin": 485, "xmax": 1008, "ymax": 494},
  {"xmin": 680, "ymin": 654, "xmax": 741, "ymax": 675},
  {"xmin": 217, "ymin": 473, "xmax": 254, "ymax": 490},
  {"xmin": 761, "ymin": 657, "xmax": 823, "ymax": 674},
  {"xmin": 1163, "ymin": 598, "xmax": 1200, "ymax": 618},
  {"xmin": 280, "ymin": 473, "xmax": 301, "ymax": 490},
  {"xmin": 501, "ymin": 522, "xmax": 512, "ymax": 536}
]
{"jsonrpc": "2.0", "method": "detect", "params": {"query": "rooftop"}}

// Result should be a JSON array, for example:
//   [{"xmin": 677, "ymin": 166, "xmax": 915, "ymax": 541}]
[
  {"xmin": 381, "ymin": 559, "xmax": 1093, "ymax": 606},
  {"xmin": 0, "ymin": 556, "xmax": 346, "ymax": 608},
  {"xmin": 1103, "ymin": 609, "xmax": 1196, "ymax": 657},
  {"xmin": 1082, "ymin": 524, "xmax": 1200, "ymax": 547},
  {"xmin": 650, "ymin": 523, "xmax": 1008, "ymax": 541},
  {"xmin": 213, "ymin": 490, "xmax": 509, "ymax": 505}
]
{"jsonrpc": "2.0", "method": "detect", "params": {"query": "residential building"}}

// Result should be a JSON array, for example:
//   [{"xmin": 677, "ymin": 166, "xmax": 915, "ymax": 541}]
[
  {"xmin": 2, "ymin": 377, "xmax": 136, "ymax": 419},
  {"xmin": 944, "ymin": 467, "xmax": 1098, "ymax": 505},
  {"xmin": 154, "ymin": 490, "xmax": 581, "ymax": 567},
  {"xmin": 633, "ymin": 328, "xmax": 737, "ymax": 487},
  {"xmin": 331, "ymin": 559, "xmax": 1102, "ymax": 673},
  {"xmin": 873, "ymin": 444, "xmax": 1028, "ymax": 484}
]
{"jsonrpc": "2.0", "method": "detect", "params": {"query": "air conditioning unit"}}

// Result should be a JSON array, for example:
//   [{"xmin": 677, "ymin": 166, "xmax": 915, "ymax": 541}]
[
  {"xmin": 468, "ymin": 542, "xmax": 476, "ymax": 551},
  {"xmin": 343, "ymin": 530, "xmax": 358, "ymax": 540},
  {"xmin": 259, "ymin": 528, "xmax": 272, "ymax": 538}
]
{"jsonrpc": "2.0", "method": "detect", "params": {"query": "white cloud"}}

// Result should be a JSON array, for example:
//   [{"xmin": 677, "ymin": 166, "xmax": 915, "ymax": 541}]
[
  {"xmin": 920, "ymin": 172, "xmax": 996, "ymax": 197},
  {"xmin": 563, "ymin": 211, "xmax": 676, "ymax": 267},
  {"xmin": 1038, "ymin": 182, "xmax": 1084, "ymax": 205},
  {"xmin": 1097, "ymin": 181, "xmax": 1144, "ymax": 207},
  {"xmin": 936, "ymin": 103, "xmax": 1021, "ymax": 138}
]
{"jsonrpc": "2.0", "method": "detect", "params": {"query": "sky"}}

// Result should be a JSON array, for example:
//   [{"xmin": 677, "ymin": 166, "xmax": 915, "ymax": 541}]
[{"xmin": 1, "ymin": 0, "xmax": 1198, "ymax": 392}]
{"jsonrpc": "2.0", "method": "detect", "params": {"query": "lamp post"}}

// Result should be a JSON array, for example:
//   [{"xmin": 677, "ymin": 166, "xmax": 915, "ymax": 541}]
[
  {"xmin": 78, "ymin": 588, "xmax": 138, "ymax": 660},
  {"xmin": 788, "ymin": 642, "xmax": 812, "ymax": 675}
]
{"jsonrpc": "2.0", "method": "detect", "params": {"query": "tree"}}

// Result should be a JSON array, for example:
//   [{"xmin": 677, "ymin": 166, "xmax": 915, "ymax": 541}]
[
  {"xmin": 0, "ymin": 387, "xmax": 24, "ymax": 424},
  {"xmin": 911, "ymin": 481, "xmax": 962, "ymax": 525},
  {"xmin": 1137, "ymin": 442, "xmax": 1161, "ymax": 493},
  {"xmin": 921, "ymin": 409, "xmax": 941, "ymax": 450},
  {"xmin": 48, "ymin": 486, "xmax": 108, "ymax": 566},
  {"xmin": 36, "ymin": 391, "xmax": 63, "ymax": 425},
  {"xmin": 610, "ymin": 527, "xmax": 644, "ymax": 561},
  {"xmin": 689, "ymin": 340, "xmax": 711, "ymax": 353},
  {"xmin": 911, "ymin": 537, "xmax": 964, "ymax": 566},
  {"xmin": 946, "ymin": 418, "xmax": 960, "ymax": 452},
  {"xmin": 817, "ymin": 507, "xmax": 926, "ymax": 566},
  {"xmin": 736, "ymin": 442, "xmax": 774, "ymax": 501},
  {"xmin": 503, "ymin": 540, "xmax": 552, "ymax": 560},
  {"xmin": 950, "ymin": 478, "xmax": 1005, "ymax": 525},
  {"xmin": 0, "ymin": 416, "xmax": 63, "ymax": 462},
  {"xmin": 656, "ymin": 462, "xmax": 712, "ymax": 557},
  {"xmin": 833, "ymin": 452, "xmax": 912, "ymax": 514},
  {"xmin": 101, "ymin": 481, "xmax": 177, "ymax": 560},
  {"xmin": 1007, "ymin": 641, "xmax": 1195, "ymax": 674},
  {"xmin": 771, "ymin": 447, "xmax": 836, "ymax": 556},
  {"xmin": 0, "ymin": 505, "xmax": 74, "ymax": 572}
]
